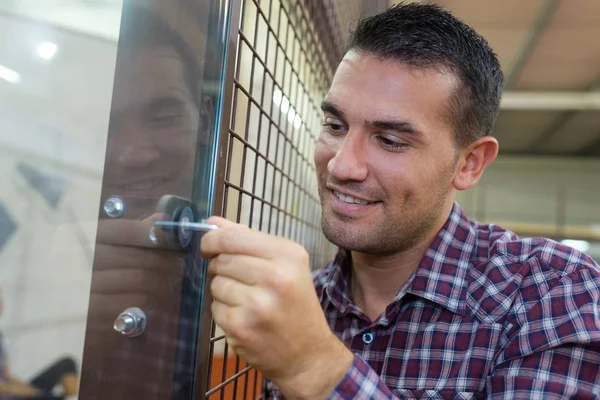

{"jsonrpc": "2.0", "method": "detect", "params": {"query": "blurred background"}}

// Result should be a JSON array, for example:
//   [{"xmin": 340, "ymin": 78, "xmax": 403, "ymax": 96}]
[{"xmin": 0, "ymin": 0, "xmax": 598, "ymax": 399}]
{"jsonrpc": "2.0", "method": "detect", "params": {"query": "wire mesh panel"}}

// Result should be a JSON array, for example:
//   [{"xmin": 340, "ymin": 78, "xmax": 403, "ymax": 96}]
[{"xmin": 204, "ymin": 0, "xmax": 344, "ymax": 397}]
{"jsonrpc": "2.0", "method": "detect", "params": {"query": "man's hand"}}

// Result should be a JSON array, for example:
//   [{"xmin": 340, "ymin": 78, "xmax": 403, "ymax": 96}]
[
  {"xmin": 87, "ymin": 214, "xmax": 186, "ymax": 331},
  {"xmin": 201, "ymin": 217, "xmax": 354, "ymax": 399}
]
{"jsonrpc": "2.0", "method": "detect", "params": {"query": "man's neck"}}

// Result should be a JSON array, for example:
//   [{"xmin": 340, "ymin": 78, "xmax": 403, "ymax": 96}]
[
  {"xmin": 350, "ymin": 243, "xmax": 428, "ymax": 321},
  {"xmin": 349, "ymin": 205, "xmax": 454, "ymax": 321}
]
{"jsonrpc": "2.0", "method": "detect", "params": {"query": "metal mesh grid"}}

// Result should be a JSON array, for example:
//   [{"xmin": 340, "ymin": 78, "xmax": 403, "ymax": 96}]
[{"xmin": 205, "ymin": 0, "xmax": 342, "ymax": 397}]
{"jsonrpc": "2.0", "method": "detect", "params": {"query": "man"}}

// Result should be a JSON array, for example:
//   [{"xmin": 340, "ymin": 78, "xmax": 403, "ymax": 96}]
[{"xmin": 201, "ymin": 3, "xmax": 600, "ymax": 399}]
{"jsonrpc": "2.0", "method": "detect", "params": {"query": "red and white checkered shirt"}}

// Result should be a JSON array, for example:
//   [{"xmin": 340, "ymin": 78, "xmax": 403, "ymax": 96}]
[{"xmin": 265, "ymin": 203, "xmax": 600, "ymax": 399}]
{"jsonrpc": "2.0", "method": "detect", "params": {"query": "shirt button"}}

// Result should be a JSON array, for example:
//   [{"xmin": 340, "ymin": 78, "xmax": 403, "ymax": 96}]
[{"xmin": 362, "ymin": 332, "xmax": 374, "ymax": 344}]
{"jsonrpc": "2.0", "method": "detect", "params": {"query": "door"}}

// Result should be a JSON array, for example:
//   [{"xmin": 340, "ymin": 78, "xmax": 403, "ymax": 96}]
[
  {"xmin": 0, "ymin": 0, "xmax": 231, "ymax": 399},
  {"xmin": 78, "ymin": 1, "xmax": 231, "ymax": 399}
]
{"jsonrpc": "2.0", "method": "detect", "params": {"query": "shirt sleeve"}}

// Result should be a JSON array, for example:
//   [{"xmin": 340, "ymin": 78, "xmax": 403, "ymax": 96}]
[
  {"xmin": 487, "ymin": 267, "xmax": 600, "ymax": 399},
  {"xmin": 328, "ymin": 354, "xmax": 398, "ymax": 400},
  {"xmin": 263, "ymin": 356, "xmax": 398, "ymax": 400}
]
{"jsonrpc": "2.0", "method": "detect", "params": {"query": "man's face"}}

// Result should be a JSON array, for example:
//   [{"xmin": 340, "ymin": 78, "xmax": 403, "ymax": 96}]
[
  {"xmin": 104, "ymin": 45, "xmax": 201, "ymax": 217},
  {"xmin": 314, "ymin": 51, "xmax": 461, "ymax": 254}
]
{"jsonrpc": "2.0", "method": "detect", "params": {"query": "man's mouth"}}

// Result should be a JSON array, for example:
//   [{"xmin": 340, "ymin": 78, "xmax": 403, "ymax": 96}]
[
  {"xmin": 110, "ymin": 176, "xmax": 173, "ymax": 191},
  {"xmin": 125, "ymin": 178, "xmax": 170, "ymax": 191},
  {"xmin": 333, "ymin": 190, "xmax": 376, "ymax": 206}
]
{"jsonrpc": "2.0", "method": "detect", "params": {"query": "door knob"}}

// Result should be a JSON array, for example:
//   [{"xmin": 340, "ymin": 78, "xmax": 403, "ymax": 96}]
[{"xmin": 113, "ymin": 307, "xmax": 147, "ymax": 337}]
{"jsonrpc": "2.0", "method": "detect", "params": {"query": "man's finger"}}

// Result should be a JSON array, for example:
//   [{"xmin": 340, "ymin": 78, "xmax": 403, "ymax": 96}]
[
  {"xmin": 210, "ymin": 275, "xmax": 251, "ymax": 307},
  {"xmin": 93, "ymin": 244, "xmax": 184, "ymax": 272},
  {"xmin": 201, "ymin": 225, "xmax": 297, "ymax": 260},
  {"xmin": 96, "ymin": 213, "xmax": 168, "ymax": 248},
  {"xmin": 211, "ymin": 299, "xmax": 231, "ymax": 334},
  {"xmin": 208, "ymin": 254, "xmax": 273, "ymax": 286},
  {"xmin": 204, "ymin": 216, "xmax": 238, "ymax": 228}
]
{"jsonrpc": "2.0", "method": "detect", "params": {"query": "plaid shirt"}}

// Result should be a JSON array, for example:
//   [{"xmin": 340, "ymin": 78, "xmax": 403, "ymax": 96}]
[{"xmin": 265, "ymin": 202, "xmax": 600, "ymax": 399}]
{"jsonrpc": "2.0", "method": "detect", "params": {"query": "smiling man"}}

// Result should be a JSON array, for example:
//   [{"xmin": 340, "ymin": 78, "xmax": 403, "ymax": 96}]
[{"xmin": 201, "ymin": 3, "xmax": 600, "ymax": 399}]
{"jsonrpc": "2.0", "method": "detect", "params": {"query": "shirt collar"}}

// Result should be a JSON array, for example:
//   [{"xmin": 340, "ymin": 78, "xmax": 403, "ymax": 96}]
[
  {"xmin": 405, "ymin": 202, "xmax": 477, "ymax": 316},
  {"xmin": 324, "ymin": 202, "xmax": 477, "ymax": 317},
  {"xmin": 323, "ymin": 250, "xmax": 354, "ymax": 313}
]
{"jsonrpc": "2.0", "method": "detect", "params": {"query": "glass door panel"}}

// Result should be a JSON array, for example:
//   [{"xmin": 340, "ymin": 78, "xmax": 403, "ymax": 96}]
[{"xmin": 0, "ymin": 0, "xmax": 231, "ymax": 399}]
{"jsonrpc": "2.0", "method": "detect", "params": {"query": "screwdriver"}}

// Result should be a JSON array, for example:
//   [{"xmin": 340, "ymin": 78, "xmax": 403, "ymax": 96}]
[{"xmin": 153, "ymin": 221, "xmax": 218, "ymax": 232}]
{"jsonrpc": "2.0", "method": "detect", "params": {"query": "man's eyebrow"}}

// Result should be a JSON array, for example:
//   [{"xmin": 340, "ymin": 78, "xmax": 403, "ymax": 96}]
[
  {"xmin": 367, "ymin": 119, "xmax": 422, "ymax": 137},
  {"xmin": 320, "ymin": 100, "xmax": 423, "ymax": 138},
  {"xmin": 320, "ymin": 100, "xmax": 345, "ymax": 119}
]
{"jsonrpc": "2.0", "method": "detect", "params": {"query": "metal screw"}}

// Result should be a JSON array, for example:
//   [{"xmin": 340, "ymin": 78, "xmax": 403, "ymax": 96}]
[
  {"xmin": 104, "ymin": 196, "xmax": 124, "ymax": 218},
  {"xmin": 113, "ymin": 307, "xmax": 147, "ymax": 338},
  {"xmin": 114, "ymin": 315, "xmax": 135, "ymax": 333}
]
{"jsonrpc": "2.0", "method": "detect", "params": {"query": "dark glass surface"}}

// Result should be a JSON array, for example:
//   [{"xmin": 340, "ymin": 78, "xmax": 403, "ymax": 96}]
[{"xmin": 77, "ymin": 1, "xmax": 230, "ymax": 399}]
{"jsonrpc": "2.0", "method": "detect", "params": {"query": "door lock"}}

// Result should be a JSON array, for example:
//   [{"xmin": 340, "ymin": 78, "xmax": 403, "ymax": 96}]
[{"xmin": 153, "ymin": 195, "xmax": 217, "ymax": 249}]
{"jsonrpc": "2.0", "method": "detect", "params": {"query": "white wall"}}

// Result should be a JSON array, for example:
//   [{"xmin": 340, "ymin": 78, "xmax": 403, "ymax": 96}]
[
  {"xmin": 456, "ymin": 155, "xmax": 600, "ymax": 238},
  {"xmin": 0, "ymin": 6, "xmax": 117, "ymax": 382}
]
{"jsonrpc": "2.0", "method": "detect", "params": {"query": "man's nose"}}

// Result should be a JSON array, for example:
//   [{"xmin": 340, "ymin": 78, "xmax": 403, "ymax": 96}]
[
  {"xmin": 116, "ymin": 143, "xmax": 160, "ymax": 169},
  {"xmin": 110, "ymin": 123, "xmax": 161, "ymax": 169},
  {"xmin": 327, "ymin": 132, "xmax": 368, "ymax": 182}
]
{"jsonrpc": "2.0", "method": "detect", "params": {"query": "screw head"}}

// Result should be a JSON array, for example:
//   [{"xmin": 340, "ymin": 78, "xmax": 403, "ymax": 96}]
[
  {"xmin": 113, "ymin": 307, "xmax": 147, "ymax": 338},
  {"xmin": 113, "ymin": 315, "xmax": 135, "ymax": 334},
  {"xmin": 104, "ymin": 196, "xmax": 124, "ymax": 218}
]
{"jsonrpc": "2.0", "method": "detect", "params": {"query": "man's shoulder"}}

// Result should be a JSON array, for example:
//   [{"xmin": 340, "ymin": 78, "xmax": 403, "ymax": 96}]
[
  {"xmin": 479, "ymin": 221, "xmax": 600, "ymax": 278},
  {"xmin": 468, "ymin": 220, "xmax": 600, "ymax": 322}
]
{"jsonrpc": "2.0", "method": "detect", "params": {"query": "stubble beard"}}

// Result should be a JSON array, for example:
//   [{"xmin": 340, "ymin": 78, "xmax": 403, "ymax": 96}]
[
  {"xmin": 319, "ymin": 173, "xmax": 455, "ymax": 256},
  {"xmin": 320, "ymin": 199, "xmax": 443, "ymax": 255}
]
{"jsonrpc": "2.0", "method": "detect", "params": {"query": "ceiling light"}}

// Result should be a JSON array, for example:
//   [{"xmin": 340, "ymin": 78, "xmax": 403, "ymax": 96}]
[
  {"xmin": 293, "ymin": 114, "xmax": 302, "ymax": 129},
  {"xmin": 561, "ymin": 239, "xmax": 590, "ymax": 252},
  {"xmin": 37, "ymin": 42, "xmax": 58, "ymax": 60},
  {"xmin": 272, "ymin": 88, "xmax": 282, "ymax": 107},
  {"xmin": 0, "ymin": 65, "xmax": 22, "ymax": 84},
  {"xmin": 287, "ymin": 108, "xmax": 296, "ymax": 123},
  {"xmin": 280, "ymin": 96, "xmax": 290, "ymax": 114}
]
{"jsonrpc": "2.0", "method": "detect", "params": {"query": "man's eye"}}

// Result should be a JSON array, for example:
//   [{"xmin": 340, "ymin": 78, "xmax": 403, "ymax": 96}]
[
  {"xmin": 153, "ymin": 108, "xmax": 181, "ymax": 120},
  {"xmin": 323, "ymin": 123, "xmax": 344, "ymax": 133},
  {"xmin": 377, "ymin": 135, "xmax": 406, "ymax": 150},
  {"xmin": 149, "ymin": 107, "xmax": 184, "ymax": 126}
]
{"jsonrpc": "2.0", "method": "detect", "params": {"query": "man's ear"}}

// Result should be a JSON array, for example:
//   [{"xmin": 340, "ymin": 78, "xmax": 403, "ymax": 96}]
[{"xmin": 453, "ymin": 136, "xmax": 498, "ymax": 191}]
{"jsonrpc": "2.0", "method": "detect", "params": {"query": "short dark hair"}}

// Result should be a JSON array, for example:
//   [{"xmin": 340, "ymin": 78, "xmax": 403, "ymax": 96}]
[{"xmin": 346, "ymin": 3, "xmax": 504, "ymax": 147}]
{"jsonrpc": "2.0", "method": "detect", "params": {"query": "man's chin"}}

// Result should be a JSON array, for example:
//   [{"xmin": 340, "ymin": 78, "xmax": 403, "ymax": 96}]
[{"xmin": 322, "ymin": 215, "xmax": 368, "ymax": 250}]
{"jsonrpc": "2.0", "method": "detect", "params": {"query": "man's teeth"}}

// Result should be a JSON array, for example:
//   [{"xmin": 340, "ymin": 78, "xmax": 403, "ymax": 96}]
[{"xmin": 334, "ymin": 191, "xmax": 371, "ymax": 205}]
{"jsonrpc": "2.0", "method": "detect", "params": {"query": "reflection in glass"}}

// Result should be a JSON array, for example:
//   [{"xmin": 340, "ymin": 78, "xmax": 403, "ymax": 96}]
[
  {"xmin": 0, "ymin": 0, "xmax": 228, "ymax": 398},
  {"xmin": 80, "ymin": 1, "xmax": 224, "ymax": 399}
]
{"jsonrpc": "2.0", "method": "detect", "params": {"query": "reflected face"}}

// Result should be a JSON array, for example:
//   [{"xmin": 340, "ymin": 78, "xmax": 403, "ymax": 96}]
[
  {"xmin": 104, "ymin": 46, "xmax": 201, "ymax": 213},
  {"xmin": 314, "ymin": 51, "xmax": 460, "ymax": 254}
]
